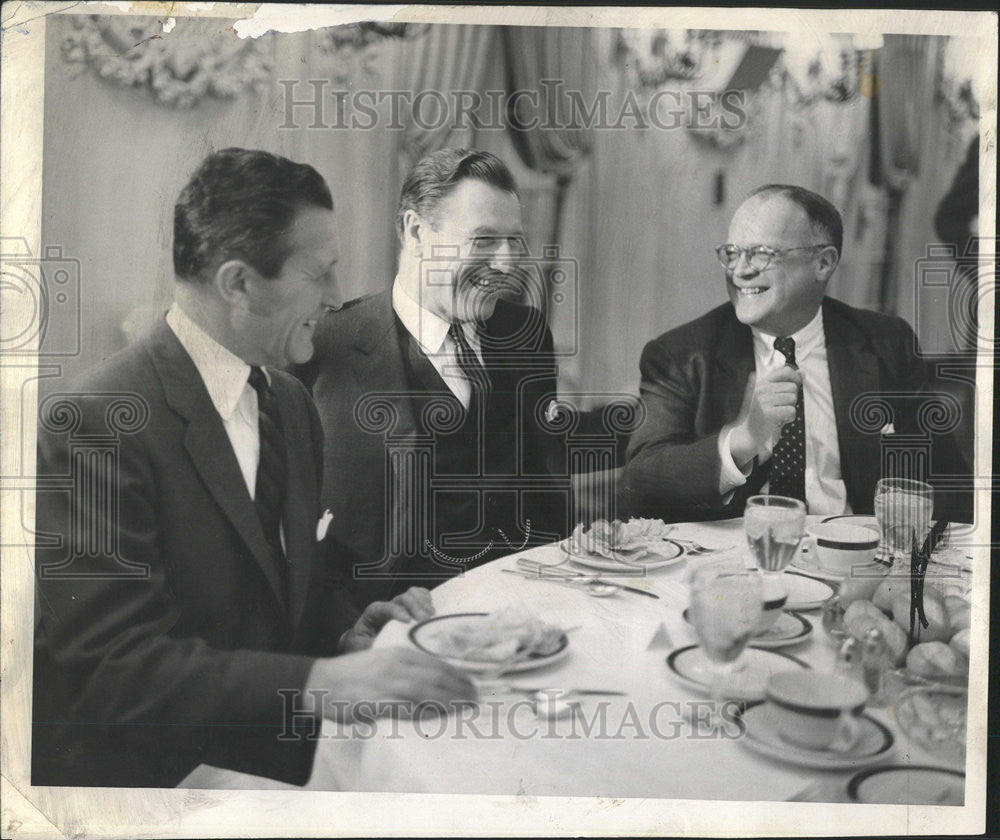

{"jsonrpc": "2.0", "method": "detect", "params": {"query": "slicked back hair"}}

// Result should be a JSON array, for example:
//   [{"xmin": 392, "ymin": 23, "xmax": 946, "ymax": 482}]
[
  {"xmin": 173, "ymin": 148, "xmax": 333, "ymax": 282},
  {"xmin": 395, "ymin": 148, "xmax": 518, "ymax": 243}
]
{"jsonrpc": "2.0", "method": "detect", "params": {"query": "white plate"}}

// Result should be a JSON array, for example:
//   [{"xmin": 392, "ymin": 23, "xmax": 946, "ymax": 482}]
[
  {"xmin": 408, "ymin": 613, "xmax": 570, "ymax": 673},
  {"xmin": 682, "ymin": 608, "xmax": 813, "ymax": 649},
  {"xmin": 847, "ymin": 764, "xmax": 964, "ymax": 805},
  {"xmin": 665, "ymin": 645, "xmax": 809, "ymax": 702},
  {"xmin": 559, "ymin": 537, "xmax": 685, "ymax": 573},
  {"xmin": 782, "ymin": 571, "xmax": 837, "ymax": 610},
  {"xmin": 738, "ymin": 703, "xmax": 895, "ymax": 770}
]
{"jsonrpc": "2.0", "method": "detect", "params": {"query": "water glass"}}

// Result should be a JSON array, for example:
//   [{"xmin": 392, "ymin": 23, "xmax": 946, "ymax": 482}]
[{"xmin": 873, "ymin": 478, "xmax": 933, "ymax": 567}]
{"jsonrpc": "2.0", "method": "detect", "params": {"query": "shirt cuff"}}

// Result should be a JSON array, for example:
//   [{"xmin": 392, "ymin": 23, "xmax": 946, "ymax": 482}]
[{"xmin": 718, "ymin": 424, "xmax": 754, "ymax": 495}]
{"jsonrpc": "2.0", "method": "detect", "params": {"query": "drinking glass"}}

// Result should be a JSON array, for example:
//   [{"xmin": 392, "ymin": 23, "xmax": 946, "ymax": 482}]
[
  {"xmin": 688, "ymin": 563, "xmax": 763, "ymax": 726},
  {"xmin": 873, "ymin": 478, "xmax": 934, "ymax": 567},
  {"xmin": 744, "ymin": 495, "xmax": 807, "ymax": 572}
]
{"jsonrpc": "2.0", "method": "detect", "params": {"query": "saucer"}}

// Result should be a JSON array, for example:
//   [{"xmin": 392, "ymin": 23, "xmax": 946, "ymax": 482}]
[
  {"xmin": 847, "ymin": 764, "xmax": 964, "ymax": 805},
  {"xmin": 782, "ymin": 571, "xmax": 837, "ymax": 611},
  {"xmin": 738, "ymin": 702, "xmax": 895, "ymax": 770},
  {"xmin": 682, "ymin": 608, "xmax": 812, "ymax": 649},
  {"xmin": 665, "ymin": 645, "xmax": 809, "ymax": 702}
]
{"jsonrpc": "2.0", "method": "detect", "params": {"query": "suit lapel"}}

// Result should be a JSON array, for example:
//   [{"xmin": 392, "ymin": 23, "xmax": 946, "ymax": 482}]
[
  {"xmin": 350, "ymin": 293, "xmax": 419, "ymax": 442},
  {"xmin": 148, "ymin": 321, "xmax": 289, "ymax": 620},
  {"xmin": 711, "ymin": 308, "xmax": 755, "ymax": 425},
  {"xmin": 823, "ymin": 298, "xmax": 881, "ymax": 510}
]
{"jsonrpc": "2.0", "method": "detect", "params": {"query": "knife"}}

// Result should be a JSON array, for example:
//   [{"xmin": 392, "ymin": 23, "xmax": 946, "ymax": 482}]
[{"xmin": 502, "ymin": 568, "xmax": 660, "ymax": 599}]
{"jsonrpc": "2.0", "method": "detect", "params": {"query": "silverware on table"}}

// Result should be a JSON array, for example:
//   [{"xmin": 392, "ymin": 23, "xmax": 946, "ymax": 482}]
[{"xmin": 504, "ymin": 566, "xmax": 660, "ymax": 599}]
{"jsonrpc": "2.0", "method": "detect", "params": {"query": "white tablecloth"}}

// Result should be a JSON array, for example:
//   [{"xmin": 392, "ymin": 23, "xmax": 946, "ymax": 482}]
[{"xmin": 182, "ymin": 518, "xmax": 968, "ymax": 801}]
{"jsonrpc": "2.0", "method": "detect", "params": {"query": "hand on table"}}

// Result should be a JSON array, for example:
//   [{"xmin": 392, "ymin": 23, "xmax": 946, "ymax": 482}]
[
  {"xmin": 729, "ymin": 367, "xmax": 803, "ymax": 467},
  {"xmin": 305, "ymin": 647, "xmax": 478, "ymax": 723},
  {"xmin": 339, "ymin": 586, "xmax": 435, "ymax": 653}
]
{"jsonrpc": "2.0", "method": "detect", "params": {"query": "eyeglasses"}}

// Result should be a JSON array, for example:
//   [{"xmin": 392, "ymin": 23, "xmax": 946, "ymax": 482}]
[{"xmin": 715, "ymin": 244, "xmax": 833, "ymax": 271}]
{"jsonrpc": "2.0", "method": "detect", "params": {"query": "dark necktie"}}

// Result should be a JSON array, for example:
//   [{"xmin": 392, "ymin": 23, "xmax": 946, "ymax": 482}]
[
  {"xmin": 248, "ymin": 366, "xmax": 287, "ymax": 561},
  {"xmin": 449, "ymin": 322, "xmax": 491, "ymax": 407},
  {"xmin": 768, "ymin": 336, "xmax": 806, "ymax": 505}
]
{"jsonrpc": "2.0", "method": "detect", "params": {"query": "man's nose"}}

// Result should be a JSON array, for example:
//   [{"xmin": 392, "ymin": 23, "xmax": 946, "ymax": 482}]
[
  {"xmin": 488, "ymin": 239, "xmax": 516, "ymax": 272},
  {"xmin": 322, "ymin": 270, "xmax": 345, "ymax": 312},
  {"xmin": 732, "ymin": 250, "xmax": 758, "ymax": 280}
]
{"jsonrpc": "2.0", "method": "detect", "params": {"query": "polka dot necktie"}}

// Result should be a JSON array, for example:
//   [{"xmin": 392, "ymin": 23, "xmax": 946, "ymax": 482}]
[
  {"xmin": 248, "ymin": 366, "xmax": 287, "ymax": 563},
  {"xmin": 769, "ymin": 337, "xmax": 806, "ymax": 504}
]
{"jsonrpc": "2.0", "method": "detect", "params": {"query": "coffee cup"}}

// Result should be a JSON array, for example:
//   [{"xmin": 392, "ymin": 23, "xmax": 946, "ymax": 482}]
[
  {"xmin": 807, "ymin": 521, "xmax": 880, "ymax": 576},
  {"xmin": 765, "ymin": 671, "xmax": 869, "ymax": 751},
  {"xmin": 755, "ymin": 574, "xmax": 789, "ymax": 634}
]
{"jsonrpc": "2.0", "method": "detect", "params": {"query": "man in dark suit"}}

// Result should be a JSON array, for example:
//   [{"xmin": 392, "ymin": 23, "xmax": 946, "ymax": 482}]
[
  {"xmin": 32, "ymin": 149, "xmax": 475, "ymax": 789},
  {"xmin": 621, "ymin": 184, "xmax": 972, "ymax": 524},
  {"xmin": 299, "ymin": 149, "xmax": 567, "ymax": 607}
]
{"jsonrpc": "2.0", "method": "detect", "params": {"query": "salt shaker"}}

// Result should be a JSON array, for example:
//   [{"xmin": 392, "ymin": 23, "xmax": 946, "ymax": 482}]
[{"xmin": 861, "ymin": 627, "xmax": 892, "ymax": 706}]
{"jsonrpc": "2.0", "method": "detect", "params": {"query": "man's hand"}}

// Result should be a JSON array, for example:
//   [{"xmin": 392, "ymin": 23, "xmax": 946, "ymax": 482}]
[
  {"xmin": 304, "ymin": 647, "xmax": 478, "ymax": 723},
  {"xmin": 339, "ymin": 587, "xmax": 435, "ymax": 653},
  {"xmin": 729, "ymin": 367, "xmax": 803, "ymax": 467}
]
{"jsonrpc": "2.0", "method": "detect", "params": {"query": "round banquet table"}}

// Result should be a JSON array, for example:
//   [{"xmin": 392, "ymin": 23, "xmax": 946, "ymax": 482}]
[
  {"xmin": 303, "ymin": 516, "xmax": 970, "ymax": 802},
  {"xmin": 180, "ymin": 517, "xmax": 971, "ymax": 803}
]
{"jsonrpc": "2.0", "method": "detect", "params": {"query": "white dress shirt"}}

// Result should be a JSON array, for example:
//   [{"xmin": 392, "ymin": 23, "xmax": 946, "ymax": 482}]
[
  {"xmin": 392, "ymin": 279, "xmax": 485, "ymax": 409},
  {"xmin": 166, "ymin": 303, "xmax": 265, "ymax": 500},
  {"xmin": 718, "ymin": 308, "xmax": 850, "ymax": 515}
]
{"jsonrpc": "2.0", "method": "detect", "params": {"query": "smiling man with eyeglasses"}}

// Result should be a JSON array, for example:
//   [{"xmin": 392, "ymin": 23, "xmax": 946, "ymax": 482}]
[{"xmin": 620, "ymin": 184, "xmax": 972, "ymax": 525}]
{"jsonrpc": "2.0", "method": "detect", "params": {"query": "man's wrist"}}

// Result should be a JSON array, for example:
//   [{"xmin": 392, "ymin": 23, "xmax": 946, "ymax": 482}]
[{"xmin": 728, "ymin": 422, "xmax": 760, "ymax": 469}]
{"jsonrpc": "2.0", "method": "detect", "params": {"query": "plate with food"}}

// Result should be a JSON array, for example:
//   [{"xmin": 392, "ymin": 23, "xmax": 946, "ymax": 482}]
[
  {"xmin": 560, "ymin": 518, "xmax": 685, "ymax": 572},
  {"xmin": 408, "ymin": 611, "xmax": 570, "ymax": 672}
]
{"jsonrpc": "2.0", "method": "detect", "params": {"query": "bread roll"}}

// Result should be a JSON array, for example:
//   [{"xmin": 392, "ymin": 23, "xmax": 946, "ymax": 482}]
[
  {"xmin": 891, "ymin": 588, "xmax": 951, "ymax": 643},
  {"xmin": 945, "ymin": 595, "xmax": 971, "ymax": 634},
  {"xmin": 872, "ymin": 577, "xmax": 907, "ymax": 613},
  {"xmin": 843, "ymin": 600, "xmax": 908, "ymax": 665},
  {"xmin": 906, "ymin": 641, "xmax": 959, "ymax": 679},
  {"xmin": 838, "ymin": 567, "xmax": 888, "ymax": 606},
  {"xmin": 950, "ymin": 627, "xmax": 970, "ymax": 659}
]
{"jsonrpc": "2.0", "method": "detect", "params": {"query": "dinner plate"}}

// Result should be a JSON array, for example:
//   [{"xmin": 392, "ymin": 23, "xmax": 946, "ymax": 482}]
[
  {"xmin": 682, "ymin": 608, "xmax": 813, "ymax": 649},
  {"xmin": 737, "ymin": 702, "xmax": 895, "ymax": 770},
  {"xmin": 665, "ymin": 645, "xmax": 810, "ymax": 702},
  {"xmin": 782, "ymin": 571, "xmax": 837, "ymax": 610},
  {"xmin": 559, "ymin": 537, "xmax": 685, "ymax": 572},
  {"xmin": 846, "ymin": 764, "xmax": 964, "ymax": 805},
  {"xmin": 408, "ymin": 612, "xmax": 570, "ymax": 673}
]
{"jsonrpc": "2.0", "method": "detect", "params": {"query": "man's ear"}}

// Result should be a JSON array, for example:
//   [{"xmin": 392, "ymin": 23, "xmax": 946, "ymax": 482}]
[
  {"xmin": 401, "ymin": 209, "xmax": 426, "ymax": 256},
  {"xmin": 816, "ymin": 245, "xmax": 840, "ymax": 283},
  {"xmin": 214, "ymin": 259, "xmax": 252, "ymax": 307}
]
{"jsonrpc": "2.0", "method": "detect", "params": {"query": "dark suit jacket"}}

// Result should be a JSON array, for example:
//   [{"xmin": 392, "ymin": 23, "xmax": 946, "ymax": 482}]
[
  {"xmin": 620, "ymin": 298, "xmax": 973, "ymax": 523},
  {"xmin": 297, "ymin": 290, "xmax": 567, "ymax": 607},
  {"xmin": 32, "ymin": 320, "xmax": 351, "ymax": 788}
]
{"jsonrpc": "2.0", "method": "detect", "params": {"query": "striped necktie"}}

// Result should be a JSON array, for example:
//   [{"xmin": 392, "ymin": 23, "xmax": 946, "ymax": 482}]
[
  {"xmin": 449, "ymin": 321, "xmax": 491, "ymax": 406},
  {"xmin": 768, "ymin": 336, "xmax": 806, "ymax": 505},
  {"xmin": 248, "ymin": 366, "xmax": 287, "ymax": 560}
]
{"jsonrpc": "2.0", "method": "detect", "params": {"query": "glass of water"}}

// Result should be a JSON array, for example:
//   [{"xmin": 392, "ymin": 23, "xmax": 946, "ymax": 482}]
[
  {"xmin": 744, "ymin": 495, "xmax": 807, "ymax": 575},
  {"xmin": 689, "ymin": 563, "xmax": 763, "ymax": 725},
  {"xmin": 874, "ymin": 478, "xmax": 934, "ymax": 567}
]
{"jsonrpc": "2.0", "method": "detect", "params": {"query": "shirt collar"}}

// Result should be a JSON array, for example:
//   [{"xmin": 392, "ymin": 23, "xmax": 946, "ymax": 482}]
[
  {"xmin": 752, "ymin": 306, "xmax": 825, "ymax": 363},
  {"xmin": 166, "ymin": 303, "xmax": 261, "ymax": 421},
  {"xmin": 391, "ymin": 278, "xmax": 478, "ymax": 355}
]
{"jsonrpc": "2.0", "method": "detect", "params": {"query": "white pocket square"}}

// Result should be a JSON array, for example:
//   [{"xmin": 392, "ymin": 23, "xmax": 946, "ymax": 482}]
[
  {"xmin": 880, "ymin": 423, "xmax": 896, "ymax": 435},
  {"xmin": 544, "ymin": 399, "xmax": 560, "ymax": 424},
  {"xmin": 316, "ymin": 509, "xmax": 333, "ymax": 541}
]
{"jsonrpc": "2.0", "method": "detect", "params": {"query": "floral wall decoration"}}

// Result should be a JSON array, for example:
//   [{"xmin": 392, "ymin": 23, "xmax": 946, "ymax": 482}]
[{"xmin": 60, "ymin": 15, "xmax": 273, "ymax": 109}]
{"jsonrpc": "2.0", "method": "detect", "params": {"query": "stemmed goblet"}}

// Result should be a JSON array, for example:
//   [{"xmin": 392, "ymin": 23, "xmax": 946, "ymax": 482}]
[
  {"xmin": 688, "ymin": 563, "xmax": 763, "ymax": 728},
  {"xmin": 873, "ymin": 478, "xmax": 933, "ymax": 568}
]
